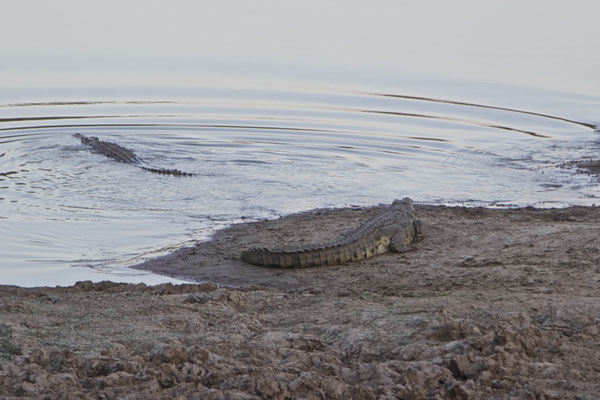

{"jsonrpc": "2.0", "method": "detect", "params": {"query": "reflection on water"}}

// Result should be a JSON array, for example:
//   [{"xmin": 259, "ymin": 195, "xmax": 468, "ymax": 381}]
[
  {"xmin": 2, "ymin": 0, "xmax": 600, "ymax": 286},
  {"xmin": 1, "ymin": 83, "xmax": 599, "ymax": 286}
]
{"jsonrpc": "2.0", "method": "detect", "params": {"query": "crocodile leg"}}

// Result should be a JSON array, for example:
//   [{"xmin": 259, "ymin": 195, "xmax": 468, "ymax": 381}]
[{"xmin": 389, "ymin": 219, "xmax": 422, "ymax": 252}]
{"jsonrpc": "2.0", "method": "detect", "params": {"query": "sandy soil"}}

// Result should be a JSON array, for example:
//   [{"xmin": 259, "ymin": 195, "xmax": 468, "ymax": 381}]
[{"xmin": 1, "ymin": 203, "xmax": 600, "ymax": 399}]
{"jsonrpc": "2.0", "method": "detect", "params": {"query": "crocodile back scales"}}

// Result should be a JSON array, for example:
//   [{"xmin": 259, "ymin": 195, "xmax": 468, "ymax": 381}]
[
  {"xmin": 74, "ymin": 133, "xmax": 194, "ymax": 176},
  {"xmin": 241, "ymin": 198, "xmax": 421, "ymax": 268}
]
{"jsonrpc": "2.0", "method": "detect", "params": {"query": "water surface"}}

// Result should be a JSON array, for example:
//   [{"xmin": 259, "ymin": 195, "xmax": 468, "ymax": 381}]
[
  {"xmin": 1, "ymin": 1, "xmax": 599, "ymax": 286},
  {"xmin": 2, "ymin": 82, "xmax": 599, "ymax": 285}
]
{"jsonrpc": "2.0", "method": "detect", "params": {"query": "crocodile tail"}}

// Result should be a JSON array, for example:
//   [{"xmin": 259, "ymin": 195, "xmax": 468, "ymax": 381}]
[
  {"xmin": 139, "ymin": 166, "xmax": 194, "ymax": 176},
  {"xmin": 241, "ymin": 247, "xmax": 317, "ymax": 268},
  {"xmin": 241, "ymin": 242, "xmax": 367, "ymax": 269},
  {"xmin": 241, "ymin": 248, "xmax": 275, "ymax": 267}
]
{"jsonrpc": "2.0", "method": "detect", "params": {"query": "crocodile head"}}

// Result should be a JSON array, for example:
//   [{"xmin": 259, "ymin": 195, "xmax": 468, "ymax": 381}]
[
  {"xmin": 73, "ymin": 133, "xmax": 100, "ymax": 146},
  {"xmin": 391, "ymin": 197, "xmax": 414, "ymax": 209}
]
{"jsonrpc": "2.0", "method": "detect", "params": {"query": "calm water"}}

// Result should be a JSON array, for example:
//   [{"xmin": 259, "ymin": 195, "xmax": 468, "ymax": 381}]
[{"xmin": 1, "ymin": 1, "xmax": 599, "ymax": 286}]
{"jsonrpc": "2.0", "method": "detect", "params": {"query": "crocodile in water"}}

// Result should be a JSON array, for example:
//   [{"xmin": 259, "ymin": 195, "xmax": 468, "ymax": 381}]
[
  {"xmin": 241, "ymin": 197, "xmax": 422, "ymax": 268},
  {"xmin": 74, "ymin": 133, "xmax": 194, "ymax": 176}
]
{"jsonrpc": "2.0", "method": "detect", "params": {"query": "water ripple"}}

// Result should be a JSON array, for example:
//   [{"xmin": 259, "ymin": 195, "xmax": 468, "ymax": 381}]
[{"xmin": 1, "ymin": 84, "xmax": 599, "ymax": 286}]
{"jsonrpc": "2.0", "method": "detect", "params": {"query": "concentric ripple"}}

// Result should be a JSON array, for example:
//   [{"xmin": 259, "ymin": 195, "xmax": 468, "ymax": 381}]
[{"xmin": 1, "ymin": 83, "xmax": 599, "ymax": 286}]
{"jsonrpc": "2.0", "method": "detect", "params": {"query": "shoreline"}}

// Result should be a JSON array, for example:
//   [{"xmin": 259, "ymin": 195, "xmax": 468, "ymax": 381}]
[
  {"xmin": 132, "ymin": 202, "xmax": 600, "ymax": 290},
  {"xmin": 2, "ymin": 203, "xmax": 600, "ymax": 398}
]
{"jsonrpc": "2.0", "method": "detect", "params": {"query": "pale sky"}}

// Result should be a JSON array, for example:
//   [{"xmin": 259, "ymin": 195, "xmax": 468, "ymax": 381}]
[{"xmin": 1, "ymin": 0, "xmax": 599, "ymax": 95}]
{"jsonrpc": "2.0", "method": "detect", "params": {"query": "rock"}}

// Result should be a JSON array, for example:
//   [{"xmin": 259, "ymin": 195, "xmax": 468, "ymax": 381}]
[
  {"xmin": 224, "ymin": 391, "xmax": 260, "ymax": 400},
  {"xmin": 432, "ymin": 320, "xmax": 471, "ymax": 341},
  {"xmin": 48, "ymin": 372, "xmax": 78, "ymax": 387},
  {"xmin": 101, "ymin": 343, "xmax": 130, "ymax": 359},
  {"xmin": 188, "ymin": 346, "xmax": 210, "ymax": 365},
  {"xmin": 29, "ymin": 370, "xmax": 49, "ymax": 386},
  {"xmin": 402, "ymin": 367, "xmax": 426, "ymax": 387},
  {"xmin": 17, "ymin": 381, "xmax": 38, "ymax": 396},
  {"xmin": 290, "ymin": 337, "xmax": 324, "ymax": 352},
  {"xmin": 184, "ymin": 294, "xmax": 210, "ymax": 304},
  {"xmin": 478, "ymin": 370, "xmax": 493, "ymax": 387},
  {"xmin": 255, "ymin": 377, "xmax": 279, "ymax": 397},
  {"xmin": 156, "ymin": 363, "xmax": 178, "ymax": 388},
  {"xmin": 150, "ymin": 343, "xmax": 186, "ymax": 365},
  {"xmin": 211, "ymin": 289, "xmax": 247, "ymax": 307},
  {"xmin": 97, "ymin": 371, "xmax": 135, "ymax": 388},
  {"xmin": 28, "ymin": 347, "xmax": 55, "ymax": 367},
  {"xmin": 395, "ymin": 384, "xmax": 427, "ymax": 400},
  {"xmin": 184, "ymin": 289, "xmax": 247, "ymax": 307},
  {"xmin": 539, "ymin": 389, "xmax": 561, "ymax": 400},
  {"xmin": 493, "ymin": 350, "xmax": 516, "ymax": 369},
  {"xmin": 179, "ymin": 362, "xmax": 201, "ymax": 382},
  {"xmin": 447, "ymin": 381, "xmax": 473, "ymax": 400},
  {"xmin": 449, "ymin": 355, "xmax": 480, "ymax": 379}
]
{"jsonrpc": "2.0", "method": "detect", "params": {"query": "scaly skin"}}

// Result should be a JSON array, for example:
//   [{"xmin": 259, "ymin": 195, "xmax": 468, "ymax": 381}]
[
  {"xmin": 74, "ymin": 133, "xmax": 194, "ymax": 176},
  {"xmin": 241, "ymin": 198, "xmax": 422, "ymax": 268}
]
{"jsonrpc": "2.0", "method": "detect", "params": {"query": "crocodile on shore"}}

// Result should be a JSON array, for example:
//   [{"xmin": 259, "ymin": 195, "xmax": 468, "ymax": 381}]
[
  {"xmin": 241, "ymin": 197, "xmax": 422, "ymax": 268},
  {"xmin": 74, "ymin": 133, "xmax": 194, "ymax": 176}
]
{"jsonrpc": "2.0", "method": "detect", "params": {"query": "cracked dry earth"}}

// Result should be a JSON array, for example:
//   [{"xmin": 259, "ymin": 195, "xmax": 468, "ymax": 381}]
[{"xmin": 1, "ymin": 204, "xmax": 600, "ymax": 399}]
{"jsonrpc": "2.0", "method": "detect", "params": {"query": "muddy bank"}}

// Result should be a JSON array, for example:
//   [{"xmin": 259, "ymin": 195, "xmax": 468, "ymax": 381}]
[
  {"xmin": 1, "ymin": 204, "xmax": 600, "ymax": 399},
  {"xmin": 134, "ymin": 203, "xmax": 600, "ymax": 293}
]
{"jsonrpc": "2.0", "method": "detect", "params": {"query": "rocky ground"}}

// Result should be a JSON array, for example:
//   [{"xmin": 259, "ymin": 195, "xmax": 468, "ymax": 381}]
[{"xmin": 1, "ymin": 203, "xmax": 600, "ymax": 399}]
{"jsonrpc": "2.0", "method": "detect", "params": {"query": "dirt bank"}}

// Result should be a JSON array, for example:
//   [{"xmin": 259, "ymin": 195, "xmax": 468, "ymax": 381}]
[{"xmin": 1, "ymin": 203, "xmax": 600, "ymax": 399}]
